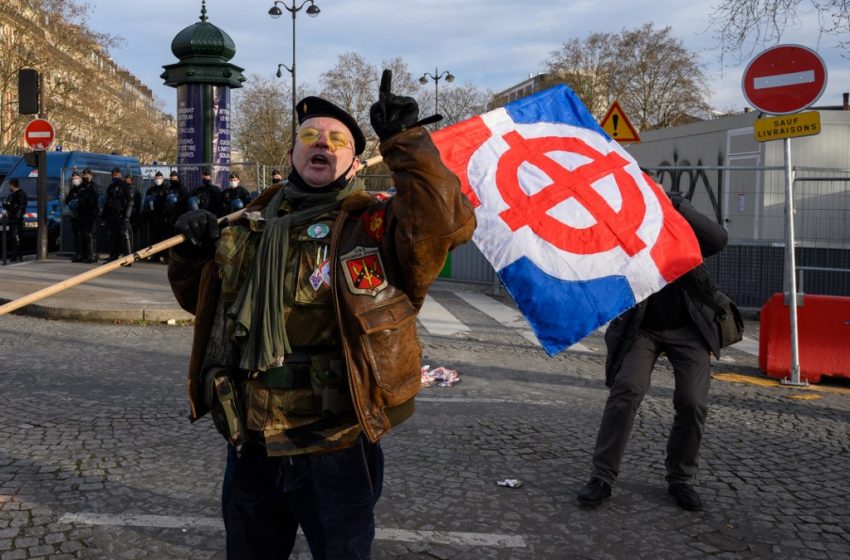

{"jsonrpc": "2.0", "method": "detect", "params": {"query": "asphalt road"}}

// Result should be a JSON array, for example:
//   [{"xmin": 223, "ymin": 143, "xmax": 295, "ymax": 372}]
[{"xmin": 0, "ymin": 284, "xmax": 848, "ymax": 559}]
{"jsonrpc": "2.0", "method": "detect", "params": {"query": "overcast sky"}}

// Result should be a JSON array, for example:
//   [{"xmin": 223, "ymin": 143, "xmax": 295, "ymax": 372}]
[{"xmin": 86, "ymin": 0, "xmax": 845, "ymax": 118}]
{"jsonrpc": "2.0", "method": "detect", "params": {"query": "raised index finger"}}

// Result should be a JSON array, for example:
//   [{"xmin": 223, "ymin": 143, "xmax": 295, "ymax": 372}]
[{"xmin": 379, "ymin": 69, "xmax": 392, "ymax": 98}]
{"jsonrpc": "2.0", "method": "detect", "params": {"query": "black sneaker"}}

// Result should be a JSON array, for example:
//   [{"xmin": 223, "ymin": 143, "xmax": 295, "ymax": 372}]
[
  {"xmin": 668, "ymin": 483, "xmax": 703, "ymax": 511},
  {"xmin": 577, "ymin": 478, "xmax": 612, "ymax": 506}
]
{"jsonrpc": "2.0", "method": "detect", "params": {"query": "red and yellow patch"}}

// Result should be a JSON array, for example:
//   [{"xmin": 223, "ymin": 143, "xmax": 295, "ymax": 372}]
[
  {"xmin": 363, "ymin": 208, "xmax": 386, "ymax": 243},
  {"xmin": 340, "ymin": 247, "xmax": 388, "ymax": 295}
]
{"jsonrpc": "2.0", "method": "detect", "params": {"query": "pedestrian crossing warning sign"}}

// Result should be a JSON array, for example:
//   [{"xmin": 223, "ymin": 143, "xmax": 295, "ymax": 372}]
[{"xmin": 600, "ymin": 100, "xmax": 640, "ymax": 143}]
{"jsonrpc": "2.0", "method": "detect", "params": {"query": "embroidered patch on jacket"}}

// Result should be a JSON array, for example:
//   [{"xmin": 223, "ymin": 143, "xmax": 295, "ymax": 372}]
[
  {"xmin": 340, "ymin": 246, "xmax": 388, "ymax": 296},
  {"xmin": 363, "ymin": 208, "xmax": 386, "ymax": 243}
]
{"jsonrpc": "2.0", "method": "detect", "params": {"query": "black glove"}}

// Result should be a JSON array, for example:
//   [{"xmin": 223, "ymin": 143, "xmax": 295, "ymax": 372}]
[
  {"xmin": 370, "ymin": 70, "xmax": 425, "ymax": 142},
  {"xmin": 174, "ymin": 209, "xmax": 221, "ymax": 248}
]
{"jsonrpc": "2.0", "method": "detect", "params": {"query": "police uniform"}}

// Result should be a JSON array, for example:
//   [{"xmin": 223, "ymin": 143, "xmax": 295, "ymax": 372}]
[
  {"xmin": 2, "ymin": 182, "xmax": 27, "ymax": 262},
  {"xmin": 65, "ymin": 171, "xmax": 99, "ymax": 262},
  {"xmin": 143, "ymin": 172, "xmax": 170, "ymax": 249},
  {"xmin": 222, "ymin": 174, "xmax": 251, "ymax": 214},
  {"xmin": 100, "ymin": 170, "xmax": 135, "ymax": 260},
  {"xmin": 190, "ymin": 170, "xmax": 225, "ymax": 217}
]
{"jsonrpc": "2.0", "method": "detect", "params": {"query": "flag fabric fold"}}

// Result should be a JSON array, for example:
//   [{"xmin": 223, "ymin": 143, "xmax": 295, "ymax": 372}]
[{"xmin": 431, "ymin": 85, "xmax": 702, "ymax": 356}]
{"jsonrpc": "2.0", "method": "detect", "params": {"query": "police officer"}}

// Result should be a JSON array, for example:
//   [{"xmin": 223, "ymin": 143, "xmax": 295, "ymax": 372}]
[
  {"xmin": 222, "ymin": 172, "xmax": 251, "ymax": 213},
  {"xmin": 189, "ymin": 168, "xmax": 224, "ymax": 217},
  {"xmin": 165, "ymin": 171, "xmax": 189, "ymax": 230},
  {"xmin": 99, "ymin": 167, "xmax": 134, "ymax": 262},
  {"xmin": 143, "ymin": 171, "xmax": 170, "ymax": 251},
  {"xmin": 2, "ymin": 178, "xmax": 28, "ymax": 262},
  {"xmin": 65, "ymin": 170, "xmax": 100, "ymax": 262}
]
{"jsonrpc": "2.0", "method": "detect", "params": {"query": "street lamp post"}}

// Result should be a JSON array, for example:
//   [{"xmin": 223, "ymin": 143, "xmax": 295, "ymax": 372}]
[
  {"xmin": 269, "ymin": 0, "xmax": 320, "ymax": 143},
  {"xmin": 419, "ymin": 67, "xmax": 454, "ymax": 114}
]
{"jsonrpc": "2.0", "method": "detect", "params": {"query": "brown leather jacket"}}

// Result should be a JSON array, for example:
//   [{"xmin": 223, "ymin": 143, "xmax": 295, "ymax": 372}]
[{"xmin": 169, "ymin": 127, "xmax": 476, "ymax": 443}]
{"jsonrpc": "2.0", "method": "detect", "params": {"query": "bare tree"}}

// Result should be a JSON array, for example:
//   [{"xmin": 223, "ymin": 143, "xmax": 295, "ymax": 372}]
[
  {"xmin": 710, "ymin": 0, "xmax": 849, "ymax": 59},
  {"xmin": 1, "ymin": 0, "xmax": 172, "ymax": 159},
  {"xmin": 546, "ymin": 33, "xmax": 617, "ymax": 117},
  {"xmin": 232, "ymin": 74, "xmax": 292, "ymax": 168},
  {"xmin": 319, "ymin": 52, "xmax": 379, "ymax": 143},
  {"xmin": 545, "ymin": 24, "xmax": 712, "ymax": 130},
  {"xmin": 424, "ymin": 82, "xmax": 491, "ymax": 126}
]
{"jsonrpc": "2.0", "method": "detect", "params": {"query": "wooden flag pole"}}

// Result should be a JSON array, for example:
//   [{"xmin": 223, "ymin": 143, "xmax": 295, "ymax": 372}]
[{"xmin": 0, "ymin": 154, "xmax": 385, "ymax": 317}]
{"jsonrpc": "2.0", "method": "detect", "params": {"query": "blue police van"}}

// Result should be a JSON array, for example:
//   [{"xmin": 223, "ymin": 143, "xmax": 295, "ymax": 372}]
[
  {"xmin": 0, "ymin": 151, "xmax": 141, "ymax": 252},
  {"xmin": 0, "ymin": 155, "xmax": 21, "ymax": 184}
]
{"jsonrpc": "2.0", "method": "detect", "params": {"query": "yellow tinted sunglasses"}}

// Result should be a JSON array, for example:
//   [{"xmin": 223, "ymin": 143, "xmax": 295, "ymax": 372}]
[{"xmin": 297, "ymin": 127, "xmax": 353, "ymax": 152}]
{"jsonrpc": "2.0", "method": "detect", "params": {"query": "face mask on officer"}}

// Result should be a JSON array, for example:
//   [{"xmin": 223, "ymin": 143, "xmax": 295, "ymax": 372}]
[
  {"xmin": 229, "ymin": 180, "xmax": 239, "ymax": 188},
  {"xmin": 202, "ymin": 177, "xmax": 211, "ymax": 186},
  {"xmin": 154, "ymin": 178, "xmax": 164, "ymax": 186},
  {"xmin": 71, "ymin": 177, "xmax": 81, "ymax": 186}
]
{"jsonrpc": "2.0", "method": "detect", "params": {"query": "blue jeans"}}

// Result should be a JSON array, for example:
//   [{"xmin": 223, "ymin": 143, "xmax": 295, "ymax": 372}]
[{"xmin": 221, "ymin": 434, "xmax": 384, "ymax": 559}]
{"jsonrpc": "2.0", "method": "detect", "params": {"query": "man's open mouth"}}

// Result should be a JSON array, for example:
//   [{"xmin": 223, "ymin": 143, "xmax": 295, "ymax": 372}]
[{"xmin": 310, "ymin": 154, "xmax": 330, "ymax": 165}]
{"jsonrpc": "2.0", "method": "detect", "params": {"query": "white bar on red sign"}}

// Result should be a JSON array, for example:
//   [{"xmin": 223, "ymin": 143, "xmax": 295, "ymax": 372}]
[
  {"xmin": 27, "ymin": 132, "xmax": 52, "ymax": 138},
  {"xmin": 754, "ymin": 70, "xmax": 815, "ymax": 90}
]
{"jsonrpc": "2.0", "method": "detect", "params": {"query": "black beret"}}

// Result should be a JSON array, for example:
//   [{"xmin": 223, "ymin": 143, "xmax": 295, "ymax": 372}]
[
  {"xmin": 229, "ymin": 172, "xmax": 239, "ymax": 179},
  {"xmin": 154, "ymin": 171, "xmax": 163, "ymax": 177},
  {"xmin": 111, "ymin": 167, "xmax": 121, "ymax": 174},
  {"xmin": 296, "ymin": 96, "xmax": 366, "ymax": 155}
]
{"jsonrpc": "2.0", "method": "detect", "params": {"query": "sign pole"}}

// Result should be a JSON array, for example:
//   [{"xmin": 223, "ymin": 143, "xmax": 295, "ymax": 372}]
[
  {"xmin": 781, "ymin": 137, "xmax": 805, "ymax": 386},
  {"xmin": 36, "ymin": 150, "xmax": 48, "ymax": 259}
]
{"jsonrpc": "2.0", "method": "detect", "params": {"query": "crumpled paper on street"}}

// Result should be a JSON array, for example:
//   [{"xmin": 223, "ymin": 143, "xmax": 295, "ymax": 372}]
[{"xmin": 420, "ymin": 364, "xmax": 460, "ymax": 387}]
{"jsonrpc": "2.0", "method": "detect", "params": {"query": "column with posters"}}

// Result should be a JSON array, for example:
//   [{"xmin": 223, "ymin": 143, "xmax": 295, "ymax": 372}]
[
  {"xmin": 177, "ymin": 83, "xmax": 204, "ymax": 185},
  {"xmin": 211, "ymin": 85, "xmax": 231, "ymax": 189}
]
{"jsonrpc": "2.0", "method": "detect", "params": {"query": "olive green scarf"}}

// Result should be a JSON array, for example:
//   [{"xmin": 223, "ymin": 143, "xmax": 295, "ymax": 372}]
[{"xmin": 229, "ymin": 178, "xmax": 364, "ymax": 372}]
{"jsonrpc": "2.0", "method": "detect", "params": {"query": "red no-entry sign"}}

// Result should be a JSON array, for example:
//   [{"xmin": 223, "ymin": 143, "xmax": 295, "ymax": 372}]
[
  {"xmin": 742, "ymin": 44, "xmax": 827, "ymax": 115},
  {"xmin": 23, "ymin": 118, "xmax": 55, "ymax": 151}
]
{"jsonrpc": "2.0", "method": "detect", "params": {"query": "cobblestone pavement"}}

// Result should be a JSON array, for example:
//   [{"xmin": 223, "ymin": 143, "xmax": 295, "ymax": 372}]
[{"xmin": 0, "ymin": 286, "xmax": 848, "ymax": 559}]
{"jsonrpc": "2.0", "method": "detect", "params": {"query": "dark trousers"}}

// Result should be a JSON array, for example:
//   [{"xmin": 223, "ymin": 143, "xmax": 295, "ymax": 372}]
[
  {"xmin": 591, "ymin": 324, "xmax": 711, "ymax": 485},
  {"xmin": 104, "ymin": 218, "xmax": 132, "ymax": 259},
  {"xmin": 71, "ymin": 220, "xmax": 97, "ymax": 261},
  {"xmin": 6, "ymin": 222, "xmax": 22, "ymax": 261},
  {"xmin": 222, "ymin": 434, "xmax": 384, "ymax": 560}
]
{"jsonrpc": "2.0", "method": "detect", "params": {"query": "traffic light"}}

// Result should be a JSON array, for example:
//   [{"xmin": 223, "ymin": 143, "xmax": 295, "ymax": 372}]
[{"xmin": 18, "ymin": 69, "xmax": 40, "ymax": 115}]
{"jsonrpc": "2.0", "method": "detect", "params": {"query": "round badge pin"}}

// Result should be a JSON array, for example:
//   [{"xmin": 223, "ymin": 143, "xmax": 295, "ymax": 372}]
[{"xmin": 307, "ymin": 223, "xmax": 330, "ymax": 239}]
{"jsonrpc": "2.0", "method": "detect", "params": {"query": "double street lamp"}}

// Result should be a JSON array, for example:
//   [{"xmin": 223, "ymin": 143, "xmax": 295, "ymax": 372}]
[
  {"xmin": 419, "ymin": 68, "xmax": 455, "ymax": 114},
  {"xmin": 269, "ymin": 0, "xmax": 320, "ymax": 143}
]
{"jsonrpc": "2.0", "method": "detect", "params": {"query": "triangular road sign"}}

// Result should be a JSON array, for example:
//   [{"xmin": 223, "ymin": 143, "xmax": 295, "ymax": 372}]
[{"xmin": 600, "ymin": 100, "xmax": 640, "ymax": 143}]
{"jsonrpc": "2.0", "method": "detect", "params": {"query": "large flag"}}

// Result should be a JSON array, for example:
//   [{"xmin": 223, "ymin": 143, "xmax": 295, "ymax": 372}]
[{"xmin": 431, "ymin": 85, "xmax": 703, "ymax": 356}]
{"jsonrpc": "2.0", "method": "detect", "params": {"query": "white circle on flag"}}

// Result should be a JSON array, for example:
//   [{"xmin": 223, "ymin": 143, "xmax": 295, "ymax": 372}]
[{"xmin": 466, "ymin": 110, "xmax": 667, "ymax": 292}]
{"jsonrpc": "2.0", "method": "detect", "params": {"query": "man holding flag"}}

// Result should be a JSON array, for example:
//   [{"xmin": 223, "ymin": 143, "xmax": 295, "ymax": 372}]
[{"xmin": 577, "ymin": 192, "xmax": 728, "ymax": 511}]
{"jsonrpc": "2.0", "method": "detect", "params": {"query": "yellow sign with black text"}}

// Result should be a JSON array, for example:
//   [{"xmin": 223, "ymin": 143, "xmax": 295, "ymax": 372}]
[{"xmin": 754, "ymin": 111, "xmax": 821, "ymax": 142}]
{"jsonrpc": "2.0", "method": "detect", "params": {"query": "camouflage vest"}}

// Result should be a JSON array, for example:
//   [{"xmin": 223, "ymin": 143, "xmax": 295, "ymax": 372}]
[{"xmin": 213, "ymin": 206, "xmax": 354, "ymax": 449}]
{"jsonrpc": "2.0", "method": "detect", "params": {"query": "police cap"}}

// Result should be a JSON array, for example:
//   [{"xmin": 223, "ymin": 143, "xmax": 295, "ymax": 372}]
[
  {"xmin": 154, "ymin": 171, "xmax": 163, "ymax": 177},
  {"xmin": 296, "ymin": 96, "xmax": 366, "ymax": 155},
  {"xmin": 70, "ymin": 171, "xmax": 81, "ymax": 177}
]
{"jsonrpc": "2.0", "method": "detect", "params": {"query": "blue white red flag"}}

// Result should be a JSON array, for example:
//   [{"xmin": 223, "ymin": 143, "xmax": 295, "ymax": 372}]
[{"xmin": 431, "ymin": 85, "xmax": 702, "ymax": 356}]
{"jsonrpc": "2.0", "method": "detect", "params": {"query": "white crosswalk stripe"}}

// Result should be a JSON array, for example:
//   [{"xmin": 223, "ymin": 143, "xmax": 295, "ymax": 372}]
[
  {"xmin": 419, "ymin": 295, "xmax": 470, "ymax": 336},
  {"xmin": 420, "ymin": 291, "xmax": 594, "ymax": 353}
]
